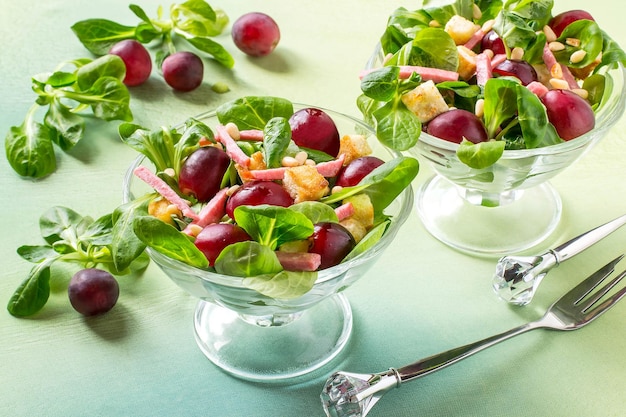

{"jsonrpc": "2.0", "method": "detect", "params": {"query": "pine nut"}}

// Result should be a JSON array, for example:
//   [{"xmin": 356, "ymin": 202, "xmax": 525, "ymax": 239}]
[
  {"xmin": 475, "ymin": 99, "xmax": 485, "ymax": 119},
  {"xmin": 571, "ymin": 88, "xmax": 589, "ymax": 99},
  {"xmin": 163, "ymin": 167, "xmax": 176, "ymax": 178},
  {"xmin": 226, "ymin": 185, "xmax": 240, "ymax": 196},
  {"xmin": 550, "ymin": 63, "xmax": 563, "ymax": 79},
  {"xmin": 511, "ymin": 47, "xmax": 524, "ymax": 61},
  {"xmin": 570, "ymin": 50, "xmax": 587, "ymax": 64},
  {"xmin": 549, "ymin": 78, "xmax": 570, "ymax": 89},
  {"xmin": 481, "ymin": 19, "xmax": 495, "ymax": 33},
  {"xmin": 331, "ymin": 186, "xmax": 343, "ymax": 194},
  {"xmin": 295, "ymin": 151, "xmax": 308, "ymax": 165},
  {"xmin": 186, "ymin": 224, "xmax": 203, "ymax": 237},
  {"xmin": 224, "ymin": 122, "xmax": 240, "ymax": 140},
  {"xmin": 281, "ymin": 156, "xmax": 300, "ymax": 167},
  {"xmin": 305, "ymin": 159, "xmax": 316, "ymax": 166},
  {"xmin": 548, "ymin": 41, "xmax": 565, "ymax": 52},
  {"xmin": 483, "ymin": 49, "xmax": 494, "ymax": 59},
  {"xmin": 566, "ymin": 38, "xmax": 581, "ymax": 47},
  {"xmin": 429, "ymin": 20, "xmax": 441, "ymax": 28},
  {"xmin": 543, "ymin": 25, "xmax": 557, "ymax": 42},
  {"xmin": 473, "ymin": 4, "xmax": 482, "ymax": 20}
]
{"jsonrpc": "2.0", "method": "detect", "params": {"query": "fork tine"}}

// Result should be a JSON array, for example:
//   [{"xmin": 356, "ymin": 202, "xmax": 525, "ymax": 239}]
[
  {"xmin": 582, "ymin": 271, "xmax": 626, "ymax": 323},
  {"xmin": 582, "ymin": 269, "xmax": 626, "ymax": 312},
  {"xmin": 558, "ymin": 254, "xmax": 624, "ymax": 306}
]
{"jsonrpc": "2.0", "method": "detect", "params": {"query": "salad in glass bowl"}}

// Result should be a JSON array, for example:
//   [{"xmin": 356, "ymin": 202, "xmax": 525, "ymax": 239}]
[
  {"xmin": 359, "ymin": 0, "xmax": 626, "ymax": 255},
  {"xmin": 119, "ymin": 96, "xmax": 418, "ymax": 381}
]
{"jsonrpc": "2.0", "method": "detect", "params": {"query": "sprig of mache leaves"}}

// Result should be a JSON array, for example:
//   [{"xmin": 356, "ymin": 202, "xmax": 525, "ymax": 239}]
[
  {"xmin": 71, "ymin": 0, "xmax": 234, "ymax": 69},
  {"xmin": 7, "ymin": 206, "xmax": 149, "ymax": 317},
  {"xmin": 5, "ymin": 55, "xmax": 132, "ymax": 179}
]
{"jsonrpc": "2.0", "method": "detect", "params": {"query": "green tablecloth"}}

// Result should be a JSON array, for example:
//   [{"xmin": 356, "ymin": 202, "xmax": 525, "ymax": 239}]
[{"xmin": 2, "ymin": 1, "xmax": 626, "ymax": 416}]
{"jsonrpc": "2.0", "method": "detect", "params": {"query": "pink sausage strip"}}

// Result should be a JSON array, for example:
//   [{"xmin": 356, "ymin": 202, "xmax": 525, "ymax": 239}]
[
  {"xmin": 215, "ymin": 124, "xmax": 251, "ymax": 167},
  {"xmin": 475, "ymin": 52, "xmax": 493, "ymax": 87},
  {"xmin": 275, "ymin": 251, "xmax": 321, "ymax": 272},
  {"xmin": 238, "ymin": 129, "xmax": 264, "ymax": 141},
  {"xmin": 334, "ymin": 202, "xmax": 354, "ymax": 222},
  {"xmin": 133, "ymin": 166, "xmax": 199, "ymax": 221},
  {"xmin": 542, "ymin": 44, "xmax": 579, "ymax": 89},
  {"xmin": 359, "ymin": 66, "xmax": 459, "ymax": 83},
  {"xmin": 194, "ymin": 188, "xmax": 228, "ymax": 227}
]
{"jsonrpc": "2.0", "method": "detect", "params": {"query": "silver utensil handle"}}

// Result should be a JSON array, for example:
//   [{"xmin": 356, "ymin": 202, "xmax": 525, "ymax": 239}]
[
  {"xmin": 395, "ymin": 322, "xmax": 540, "ymax": 383},
  {"xmin": 553, "ymin": 214, "xmax": 626, "ymax": 263}
]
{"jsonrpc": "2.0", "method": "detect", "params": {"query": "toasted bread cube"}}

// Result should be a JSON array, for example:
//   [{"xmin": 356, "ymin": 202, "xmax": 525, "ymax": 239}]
[
  {"xmin": 401, "ymin": 80, "xmax": 449, "ymax": 123},
  {"xmin": 445, "ymin": 15, "xmax": 480, "ymax": 45},
  {"xmin": 340, "ymin": 218, "xmax": 368, "ymax": 243},
  {"xmin": 338, "ymin": 134, "xmax": 372, "ymax": 166},
  {"xmin": 342, "ymin": 194, "xmax": 374, "ymax": 229},
  {"xmin": 457, "ymin": 45, "xmax": 477, "ymax": 80},
  {"xmin": 148, "ymin": 197, "xmax": 182, "ymax": 226},
  {"xmin": 283, "ymin": 165, "xmax": 330, "ymax": 203},
  {"xmin": 248, "ymin": 151, "xmax": 266, "ymax": 170}
]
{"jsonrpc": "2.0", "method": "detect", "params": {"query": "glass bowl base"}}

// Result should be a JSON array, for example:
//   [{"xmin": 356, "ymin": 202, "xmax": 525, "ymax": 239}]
[
  {"xmin": 193, "ymin": 293, "xmax": 353, "ymax": 382},
  {"xmin": 416, "ymin": 175, "xmax": 562, "ymax": 257}
]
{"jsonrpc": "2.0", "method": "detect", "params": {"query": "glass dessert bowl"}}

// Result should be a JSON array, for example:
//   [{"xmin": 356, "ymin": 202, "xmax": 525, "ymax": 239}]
[
  {"xmin": 365, "ymin": 45, "xmax": 626, "ymax": 256},
  {"xmin": 122, "ymin": 104, "xmax": 415, "ymax": 382},
  {"xmin": 411, "ymin": 63, "xmax": 625, "ymax": 256}
]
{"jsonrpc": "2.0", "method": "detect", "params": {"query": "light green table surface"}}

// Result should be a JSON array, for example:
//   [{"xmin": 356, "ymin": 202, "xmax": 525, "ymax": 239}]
[{"xmin": 2, "ymin": 1, "xmax": 626, "ymax": 416}]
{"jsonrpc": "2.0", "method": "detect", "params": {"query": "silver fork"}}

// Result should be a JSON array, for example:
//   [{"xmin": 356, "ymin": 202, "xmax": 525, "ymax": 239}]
[{"xmin": 321, "ymin": 255, "xmax": 626, "ymax": 417}]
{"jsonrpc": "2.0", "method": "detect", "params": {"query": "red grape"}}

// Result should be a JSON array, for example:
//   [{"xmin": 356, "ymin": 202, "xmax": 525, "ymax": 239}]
[
  {"xmin": 426, "ymin": 109, "xmax": 489, "ymax": 144},
  {"xmin": 68, "ymin": 269, "xmax": 119, "ymax": 316},
  {"xmin": 481, "ymin": 30, "xmax": 506, "ymax": 55},
  {"xmin": 194, "ymin": 223, "xmax": 251, "ymax": 266},
  {"xmin": 232, "ymin": 12, "xmax": 281, "ymax": 57},
  {"xmin": 540, "ymin": 89, "xmax": 595, "ymax": 140},
  {"xmin": 549, "ymin": 10, "xmax": 595, "ymax": 37},
  {"xmin": 289, "ymin": 108, "xmax": 341, "ymax": 156},
  {"xmin": 226, "ymin": 181, "xmax": 294, "ymax": 219},
  {"xmin": 179, "ymin": 146, "xmax": 231, "ymax": 202},
  {"xmin": 162, "ymin": 51, "xmax": 204, "ymax": 92},
  {"xmin": 493, "ymin": 59, "xmax": 538, "ymax": 86},
  {"xmin": 309, "ymin": 222, "xmax": 356, "ymax": 270},
  {"xmin": 108, "ymin": 40, "xmax": 152, "ymax": 86},
  {"xmin": 335, "ymin": 156, "xmax": 385, "ymax": 187}
]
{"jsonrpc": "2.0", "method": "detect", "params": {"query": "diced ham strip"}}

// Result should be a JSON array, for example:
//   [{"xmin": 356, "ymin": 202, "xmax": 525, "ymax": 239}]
[
  {"xmin": 215, "ymin": 124, "xmax": 251, "ymax": 167},
  {"xmin": 133, "ymin": 166, "xmax": 199, "ymax": 221},
  {"xmin": 526, "ymin": 81, "xmax": 549, "ymax": 98},
  {"xmin": 359, "ymin": 66, "xmax": 459, "ymax": 83},
  {"xmin": 491, "ymin": 54, "xmax": 507, "ymax": 68},
  {"xmin": 464, "ymin": 29, "xmax": 485, "ymax": 50},
  {"xmin": 238, "ymin": 129, "xmax": 264, "ymax": 141},
  {"xmin": 315, "ymin": 154, "xmax": 345, "ymax": 177},
  {"xmin": 246, "ymin": 154, "xmax": 346, "ymax": 180},
  {"xmin": 542, "ymin": 44, "xmax": 579, "ymax": 89},
  {"xmin": 194, "ymin": 188, "xmax": 228, "ymax": 227},
  {"xmin": 475, "ymin": 52, "xmax": 493, "ymax": 87},
  {"xmin": 275, "ymin": 251, "xmax": 321, "ymax": 272},
  {"xmin": 334, "ymin": 202, "xmax": 354, "ymax": 221}
]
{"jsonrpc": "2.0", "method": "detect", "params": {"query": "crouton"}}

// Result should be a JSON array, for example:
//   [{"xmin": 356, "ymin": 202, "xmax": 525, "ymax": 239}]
[
  {"xmin": 340, "ymin": 218, "xmax": 368, "ymax": 243},
  {"xmin": 248, "ymin": 151, "xmax": 266, "ymax": 170},
  {"xmin": 457, "ymin": 45, "xmax": 477, "ymax": 80},
  {"xmin": 283, "ymin": 165, "xmax": 330, "ymax": 203},
  {"xmin": 401, "ymin": 80, "xmax": 449, "ymax": 123},
  {"xmin": 445, "ymin": 15, "xmax": 480, "ymax": 45},
  {"xmin": 148, "ymin": 197, "xmax": 182, "ymax": 226},
  {"xmin": 338, "ymin": 134, "xmax": 372, "ymax": 166},
  {"xmin": 342, "ymin": 194, "xmax": 374, "ymax": 229}
]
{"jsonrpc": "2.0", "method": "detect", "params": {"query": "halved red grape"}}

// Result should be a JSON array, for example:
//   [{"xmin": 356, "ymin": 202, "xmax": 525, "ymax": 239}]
[
  {"xmin": 232, "ymin": 12, "xmax": 281, "ymax": 57},
  {"xmin": 194, "ymin": 223, "xmax": 252, "ymax": 266},
  {"xmin": 481, "ymin": 30, "xmax": 506, "ymax": 55},
  {"xmin": 549, "ymin": 10, "xmax": 595, "ymax": 37},
  {"xmin": 68, "ymin": 269, "xmax": 119, "ymax": 316},
  {"xmin": 540, "ymin": 89, "xmax": 595, "ymax": 140},
  {"xmin": 335, "ymin": 156, "xmax": 385, "ymax": 187},
  {"xmin": 493, "ymin": 59, "xmax": 538, "ymax": 86},
  {"xmin": 309, "ymin": 222, "xmax": 356, "ymax": 270},
  {"xmin": 289, "ymin": 108, "xmax": 340, "ymax": 157},
  {"xmin": 179, "ymin": 146, "xmax": 231, "ymax": 202},
  {"xmin": 426, "ymin": 109, "xmax": 489, "ymax": 144},
  {"xmin": 162, "ymin": 51, "xmax": 204, "ymax": 92},
  {"xmin": 226, "ymin": 181, "xmax": 294, "ymax": 218},
  {"xmin": 109, "ymin": 40, "xmax": 152, "ymax": 86}
]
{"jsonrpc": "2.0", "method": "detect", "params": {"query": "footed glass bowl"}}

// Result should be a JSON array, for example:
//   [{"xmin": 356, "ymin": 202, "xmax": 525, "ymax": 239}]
[
  {"xmin": 367, "ymin": 48, "xmax": 626, "ymax": 256},
  {"xmin": 122, "ymin": 106, "xmax": 414, "ymax": 381}
]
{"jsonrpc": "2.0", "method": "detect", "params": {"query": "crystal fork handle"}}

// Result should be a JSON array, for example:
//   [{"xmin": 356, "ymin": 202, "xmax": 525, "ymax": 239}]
[
  {"xmin": 551, "ymin": 214, "xmax": 626, "ymax": 262},
  {"xmin": 395, "ymin": 321, "xmax": 541, "ymax": 382}
]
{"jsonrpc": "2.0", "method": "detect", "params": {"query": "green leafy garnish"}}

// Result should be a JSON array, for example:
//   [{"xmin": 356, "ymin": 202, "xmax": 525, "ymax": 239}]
[
  {"xmin": 7, "ymin": 206, "xmax": 148, "ymax": 317},
  {"xmin": 5, "ymin": 55, "xmax": 132, "ymax": 178}
]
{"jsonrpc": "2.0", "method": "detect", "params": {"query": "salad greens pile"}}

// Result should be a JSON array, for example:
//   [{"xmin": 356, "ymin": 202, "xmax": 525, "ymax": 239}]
[
  {"xmin": 5, "ymin": 55, "xmax": 132, "ymax": 178},
  {"xmin": 7, "ymin": 206, "xmax": 149, "ymax": 317},
  {"xmin": 120, "ymin": 96, "xmax": 419, "ymax": 300},
  {"xmin": 358, "ymin": 0, "xmax": 626, "ymax": 169},
  {"xmin": 71, "ymin": 0, "xmax": 233, "ymax": 69}
]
